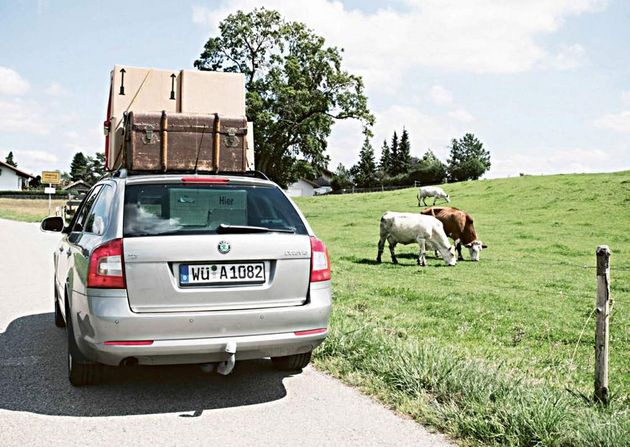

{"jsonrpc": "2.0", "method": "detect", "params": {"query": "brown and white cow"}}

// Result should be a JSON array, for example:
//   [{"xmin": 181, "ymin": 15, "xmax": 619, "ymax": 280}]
[{"xmin": 420, "ymin": 207, "xmax": 487, "ymax": 261}]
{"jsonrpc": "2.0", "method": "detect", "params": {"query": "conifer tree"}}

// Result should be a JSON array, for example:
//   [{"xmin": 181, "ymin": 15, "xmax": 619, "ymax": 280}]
[
  {"xmin": 389, "ymin": 131, "xmax": 399, "ymax": 176},
  {"xmin": 351, "ymin": 135, "xmax": 378, "ymax": 187},
  {"xmin": 397, "ymin": 127, "xmax": 412, "ymax": 175},
  {"xmin": 379, "ymin": 140, "xmax": 390, "ymax": 174}
]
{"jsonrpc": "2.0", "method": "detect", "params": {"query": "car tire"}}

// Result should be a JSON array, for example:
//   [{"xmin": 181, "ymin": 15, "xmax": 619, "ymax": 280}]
[
  {"xmin": 271, "ymin": 351, "xmax": 312, "ymax": 371},
  {"xmin": 54, "ymin": 286, "xmax": 66, "ymax": 328},
  {"xmin": 66, "ymin": 296, "xmax": 103, "ymax": 386}
]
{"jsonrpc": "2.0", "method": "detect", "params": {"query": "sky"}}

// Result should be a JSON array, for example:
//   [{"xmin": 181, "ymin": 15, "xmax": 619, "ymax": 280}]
[{"xmin": 1, "ymin": 0, "xmax": 629, "ymax": 178}]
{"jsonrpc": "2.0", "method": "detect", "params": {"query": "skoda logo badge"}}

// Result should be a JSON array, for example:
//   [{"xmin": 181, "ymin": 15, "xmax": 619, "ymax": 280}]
[{"xmin": 218, "ymin": 241, "xmax": 231, "ymax": 254}]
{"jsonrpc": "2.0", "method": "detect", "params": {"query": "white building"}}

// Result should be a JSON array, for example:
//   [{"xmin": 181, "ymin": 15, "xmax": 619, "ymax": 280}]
[
  {"xmin": 286, "ymin": 179, "xmax": 319, "ymax": 197},
  {"xmin": 286, "ymin": 169, "xmax": 333, "ymax": 197},
  {"xmin": 0, "ymin": 160, "xmax": 35, "ymax": 191}
]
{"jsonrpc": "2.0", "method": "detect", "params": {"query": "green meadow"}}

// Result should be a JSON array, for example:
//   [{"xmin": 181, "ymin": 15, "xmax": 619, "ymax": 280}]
[{"xmin": 296, "ymin": 171, "xmax": 630, "ymax": 446}]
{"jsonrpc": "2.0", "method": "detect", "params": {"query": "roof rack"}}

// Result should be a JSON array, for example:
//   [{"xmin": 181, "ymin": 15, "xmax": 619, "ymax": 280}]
[{"xmin": 109, "ymin": 169, "xmax": 269, "ymax": 181}]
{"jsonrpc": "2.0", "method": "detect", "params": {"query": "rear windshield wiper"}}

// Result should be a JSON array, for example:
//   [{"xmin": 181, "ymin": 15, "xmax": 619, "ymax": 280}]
[{"xmin": 217, "ymin": 224, "xmax": 295, "ymax": 234}]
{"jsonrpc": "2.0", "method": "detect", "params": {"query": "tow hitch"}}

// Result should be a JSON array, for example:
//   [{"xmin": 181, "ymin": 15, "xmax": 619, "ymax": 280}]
[{"xmin": 199, "ymin": 341, "xmax": 237, "ymax": 375}]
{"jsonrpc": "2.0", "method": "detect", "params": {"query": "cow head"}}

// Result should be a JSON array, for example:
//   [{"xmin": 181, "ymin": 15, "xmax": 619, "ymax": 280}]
[
  {"xmin": 465, "ymin": 240, "xmax": 487, "ymax": 261},
  {"xmin": 444, "ymin": 245, "xmax": 457, "ymax": 266}
]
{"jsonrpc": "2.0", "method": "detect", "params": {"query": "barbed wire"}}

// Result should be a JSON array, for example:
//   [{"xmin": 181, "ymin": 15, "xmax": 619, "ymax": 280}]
[{"xmin": 477, "ymin": 257, "xmax": 630, "ymax": 272}]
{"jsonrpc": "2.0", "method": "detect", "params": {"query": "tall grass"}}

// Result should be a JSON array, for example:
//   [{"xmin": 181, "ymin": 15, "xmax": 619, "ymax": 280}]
[{"xmin": 317, "ymin": 315, "xmax": 630, "ymax": 446}]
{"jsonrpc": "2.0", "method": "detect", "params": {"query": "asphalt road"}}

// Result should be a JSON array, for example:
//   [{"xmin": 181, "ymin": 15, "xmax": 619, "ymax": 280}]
[{"xmin": 0, "ymin": 218, "xmax": 454, "ymax": 447}]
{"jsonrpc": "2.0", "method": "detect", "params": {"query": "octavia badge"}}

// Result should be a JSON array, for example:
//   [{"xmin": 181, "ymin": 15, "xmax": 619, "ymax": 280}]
[{"xmin": 218, "ymin": 240, "xmax": 231, "ymax": 254}]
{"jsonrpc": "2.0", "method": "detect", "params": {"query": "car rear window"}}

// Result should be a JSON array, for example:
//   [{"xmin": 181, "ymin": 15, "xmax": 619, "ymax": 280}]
[{"xmin": 123, "ymin": 183, "xmax": 308, "ymax": 237}]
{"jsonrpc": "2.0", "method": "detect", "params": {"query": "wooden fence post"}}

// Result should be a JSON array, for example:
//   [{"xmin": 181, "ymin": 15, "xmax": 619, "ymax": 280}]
[{"xmin": 594, "ymin": 245, "xmax": 612, "ymax": 405}]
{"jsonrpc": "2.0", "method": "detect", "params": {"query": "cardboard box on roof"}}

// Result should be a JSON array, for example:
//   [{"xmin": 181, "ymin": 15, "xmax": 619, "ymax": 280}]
[{"xmin": 105, "ymin": 65, "xmax": 253, "ymax": 171}]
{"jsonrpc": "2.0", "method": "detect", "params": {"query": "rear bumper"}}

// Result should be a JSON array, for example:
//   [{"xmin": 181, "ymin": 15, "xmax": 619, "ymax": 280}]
[{"xmin": 70, "ymin": 282, "xmax": 331, "ymax": 366}]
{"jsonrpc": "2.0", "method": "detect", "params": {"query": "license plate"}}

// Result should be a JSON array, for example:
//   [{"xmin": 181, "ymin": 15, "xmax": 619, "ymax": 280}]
[{"xmin": 179, "ymin": 263, "xmax": 265, "ymax": 286}]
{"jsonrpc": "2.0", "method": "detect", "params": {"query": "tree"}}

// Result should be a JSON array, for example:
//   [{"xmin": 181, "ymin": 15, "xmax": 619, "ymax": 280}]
[
  {"xmin": 392, "ymin": 127, "xmax": 411, "ymax": 176},
  {"xmin": 351, "ymin": 135, "xmax": 378, "ymax": 187},
  {"xmin": 89, "ymin": 152, "xmax": 106, "ymax": 181},
  {"xmin": 379, "ymin": 140, "xmax": 391, "ymax": 174},
  {"xmin": 69, "ymin": 152, "xmax": 89, "ymax": 182},
  {"xmin": 447, "ymin": 133, "xmax": 491, "ymax": 182},
  {"xmin": 330, "ymin": 163, "xmax": 353, "ymax": 191},
  {"xmin": 30, "ymin": 175, "xmax": 41, "ymax": 189},
  {"xmin": 5, "ymin": 151, "xmax": 17, "ymax": 167},
  {"xmin": 388, "ymin": 131, "xmax": 399, "ymax": 176},
  {"xmin": 194, "ymin": 8, "xmax": 373, "ymax": 187},
  {"xmin": 408, "ymin": 149, "xmax": 447, "ymax": 185}
]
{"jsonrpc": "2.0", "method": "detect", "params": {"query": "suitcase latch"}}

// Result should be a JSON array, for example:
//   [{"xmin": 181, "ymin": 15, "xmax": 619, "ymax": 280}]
[
  {"xmin": 143, "ymin": 125, "xmax": 156, "ymax": 144},
  {"xmin": 225, "ymin": 127, "xmax": 240, "ymax": 148}
]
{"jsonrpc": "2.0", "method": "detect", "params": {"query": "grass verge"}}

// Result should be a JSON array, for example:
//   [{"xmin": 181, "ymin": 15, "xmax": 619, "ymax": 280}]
[
  {"xmin": 0, "ymin": 198, "xmax": 66, "ymax": 222},
  {"xmin": 315, "ymin": 314, "xmax": 630, "ymax": 446}
]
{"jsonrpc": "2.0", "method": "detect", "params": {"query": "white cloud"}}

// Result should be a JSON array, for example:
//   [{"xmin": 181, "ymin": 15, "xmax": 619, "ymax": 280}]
[
  {"xmin": 64, "ymin": 131, "xmax": 81, "ymax": 139},
  {"xmin": 429, "ymin": 85, "xmax": 453, "ymax": 106},
  {"xmin": 594, "ymin": 111, "xmax": 630, "ymax": 133},
  {"xmin": 45, "ymin": 82, "xmax": 69, "ymax": 96},
  {"xmin": 448, "ymin": 108, "xmax": 474, "ymax": 123},
  {"xmin": 621, "ymin": 91, "xmax": 630, "ymax": 104},
  {"xmin": 21, "ymin": 150, "xmax": 59, "ymax": 164},
  {"xmin": 192, "ymin": 0, "xmax": 604, "ymax": 89},
  {"xmin": 0, "ymin": 67, "xmax": 30, "ymax": 96},
  {"xmin": 547, "ymin": 44, "xmax": 587, "ymax": 69},
  {"xmin": 0, "ymin": 99, "xmax": 51, "ymax": 134}
]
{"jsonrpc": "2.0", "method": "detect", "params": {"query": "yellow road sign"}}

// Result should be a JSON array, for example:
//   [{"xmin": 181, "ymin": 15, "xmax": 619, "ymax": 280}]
[{"xmin": 41, "ymin": 171, "xmax": 61, "ymax": 185}]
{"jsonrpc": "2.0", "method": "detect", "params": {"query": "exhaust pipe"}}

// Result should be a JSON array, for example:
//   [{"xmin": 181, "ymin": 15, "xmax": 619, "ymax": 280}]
[{"xmin": 120, "ymin": 357, "xmax": 138, "ymax": 367}]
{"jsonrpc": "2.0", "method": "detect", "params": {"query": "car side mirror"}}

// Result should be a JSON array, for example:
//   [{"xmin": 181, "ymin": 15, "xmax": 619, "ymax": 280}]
[{"xmin": 41, "ymin": 216, "xmax": 65, "ymax": 232}]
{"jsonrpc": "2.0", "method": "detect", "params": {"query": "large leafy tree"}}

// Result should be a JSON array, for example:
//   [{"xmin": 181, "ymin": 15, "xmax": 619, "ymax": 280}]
[
  {"xmin": 351, "ymin": 135, "xmax": 378, "ymax": 187},
  {"xmin": 447, "ymin": 133, "xmax": 491, "ymax": 182},
  {"xmin": 194, "ymin": 8, "xmax": 373, "ymax": 187},
  {"xmin": 5, "ymin": 151, "xmax": 17, "ymax": 167}
]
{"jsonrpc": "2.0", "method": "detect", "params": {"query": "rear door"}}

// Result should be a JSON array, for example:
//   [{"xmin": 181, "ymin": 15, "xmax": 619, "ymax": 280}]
[
  {"xmin": 56, "ymin": 186, "xmax": 102, "ymax": 297},
  {"xmin": 122, "ymin": 181, "xmax": 312, "ymax": 312}
]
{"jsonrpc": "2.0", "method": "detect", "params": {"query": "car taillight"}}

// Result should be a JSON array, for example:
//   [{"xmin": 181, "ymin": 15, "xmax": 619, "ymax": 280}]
[
  {"xmin": 88, "ymin": 238, "xmax": 126, "ymax": 288},
  {"xmin": 310, "ymin": 236, "xmax": 331, "ymax": 282}
]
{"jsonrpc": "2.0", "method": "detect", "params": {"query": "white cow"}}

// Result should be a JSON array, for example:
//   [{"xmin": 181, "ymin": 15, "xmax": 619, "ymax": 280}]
[
  {"xmin": 376, "ymin": 212, "xmax": 457, "ymax": 266},
  {"xmin": 417, "ymin": 186, "xmax": 450, "ymax": 206}
]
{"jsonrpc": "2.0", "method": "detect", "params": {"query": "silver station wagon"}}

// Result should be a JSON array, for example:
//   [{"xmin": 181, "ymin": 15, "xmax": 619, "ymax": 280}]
[{"xmin": 41, "ymin": 171, "xmax": 331, "ymax": 386}]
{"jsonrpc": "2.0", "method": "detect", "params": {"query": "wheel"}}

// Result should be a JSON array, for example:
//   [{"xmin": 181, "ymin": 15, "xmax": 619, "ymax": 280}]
[
  {"xmin": 66, "ymin": 296, "xmax": 102, "ymax": 386},
  {"xmin": 54, "ymin": 285, "xmax": 65, "ymax": 328},
  {"xmin": 68, "ymin": 351, "xmax": 103, "ymax": 386},
  {"xmin": 271, "ymin": 351, "xmax": 312, "ymax": 371}
]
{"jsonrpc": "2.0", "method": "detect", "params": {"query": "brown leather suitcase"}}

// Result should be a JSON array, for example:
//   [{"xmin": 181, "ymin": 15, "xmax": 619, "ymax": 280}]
[{"xmin": 123, "ymin": 111, "xmax": 248, "ymax": 172}]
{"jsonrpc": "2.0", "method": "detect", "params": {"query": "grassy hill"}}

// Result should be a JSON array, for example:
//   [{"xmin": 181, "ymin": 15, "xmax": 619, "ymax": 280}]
[{"xmin": 295, "ymin": 170, "xmax": 630, "ymax": 446}]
